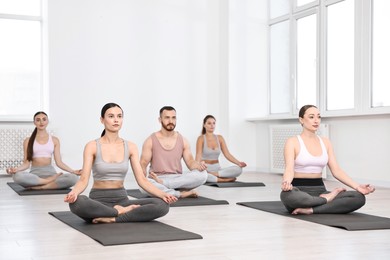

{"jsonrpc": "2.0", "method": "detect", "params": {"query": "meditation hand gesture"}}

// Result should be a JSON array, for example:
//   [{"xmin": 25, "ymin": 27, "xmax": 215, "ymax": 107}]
[
  {"xmin": 161, "ymin": 193, "xmax": 178, "ymax": 204},
  {"xmin": 281, "ymin": 181, "xmax": 293, "ymax": 191},
  {"xmin": 356, "ymin": 184, "xmax": 375, "ymax": 195},
  {"xmin": 6, "ymin": 168, "xmax": 17, "ymax": 174},
  {"xmin": 64, "ymin": 190, "xmax": 78, "ymax": 203}
]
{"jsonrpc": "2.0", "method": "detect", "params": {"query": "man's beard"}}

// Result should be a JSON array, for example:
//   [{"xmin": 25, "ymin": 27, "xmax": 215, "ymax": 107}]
[{"xmin": 162, "ymin": 123, "xmax": 176, "ymax": 131}]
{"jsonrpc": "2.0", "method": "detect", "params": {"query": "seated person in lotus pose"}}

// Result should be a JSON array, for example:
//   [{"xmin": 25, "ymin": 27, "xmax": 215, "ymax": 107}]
[
  {"xmin": 195, "ymin": 115, "xmax": 246, "ymax": 183},
  {"xmin": 280, "ymin": 105, "xmax": 375, "ymax": 215},
  {"xmin": 6, "ymin": 111, "xmax": 80, "ymax": 189},
  {"xmin": 64, "ymin": 103, "xmax": 177, "ymax": 223},
  {"xmin": 140, "ymin": 106, "xmax": 208, "ymax": 198}
]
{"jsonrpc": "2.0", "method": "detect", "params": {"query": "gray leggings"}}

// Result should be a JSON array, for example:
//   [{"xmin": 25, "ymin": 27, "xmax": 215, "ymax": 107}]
[
  {"xmin": 206, "ymin": 163, "xmax": 242, "ymax": 182},
  {"xmin": 280, "ymin": 178, "xmax": 366, "ymax": 214},
  {"xmin": 12, "ymin": 165, "xmax": 78, "ymax": 189},
  {"xmin": 140, "ymin": 170, "xmax": 208, "ymax": 197},
  {"xmin": 69, "ymin": 188, "xmax": 169, "ymax": 223}
]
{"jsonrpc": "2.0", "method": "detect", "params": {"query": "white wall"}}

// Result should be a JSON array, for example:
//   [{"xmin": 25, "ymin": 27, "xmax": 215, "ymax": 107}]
[
  {"xmin": 6, "ymin": 0, "xmax": 389, "ymax": 188},
  {"xmin": 47, "ymin": 0, "xmax": 261, "ymax": 170}
]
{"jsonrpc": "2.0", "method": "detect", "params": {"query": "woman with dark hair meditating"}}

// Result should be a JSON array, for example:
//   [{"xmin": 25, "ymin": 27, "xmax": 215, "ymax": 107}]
[
  {"xmin": 6, "ymin": 111, "xmax": 80, "ymax": 189},
  {"xmin": 280, "ymin": 105, "xmax": 375, "ymax": 214},
  {"xmin": 64, "ymin": 103, "xmax": 177, "ymax": 223},
  {"xmin": 195, "ymin": 115, "xmax": 246, "ymax": 183}
]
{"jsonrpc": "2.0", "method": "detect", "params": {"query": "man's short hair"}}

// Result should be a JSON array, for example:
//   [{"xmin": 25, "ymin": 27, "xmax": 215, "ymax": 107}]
[{"xmin": 159, "ymin": 106, "xmax": 176, "ymax": 117}]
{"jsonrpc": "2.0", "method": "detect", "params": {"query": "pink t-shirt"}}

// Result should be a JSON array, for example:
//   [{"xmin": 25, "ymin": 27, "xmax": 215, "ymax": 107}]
[{"xmin": 150, "ymin": 132, "xmax": 183, "ymax": 175}]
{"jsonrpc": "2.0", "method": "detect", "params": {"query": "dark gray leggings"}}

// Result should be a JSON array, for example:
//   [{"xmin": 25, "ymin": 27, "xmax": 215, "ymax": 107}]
[
  {"xmin": 280, "ymin": 184, "xmax": 366, "ymax": 214},
  {"xmin": 69, "ymin": 188, "xmax": 169, "ymax": 222}
]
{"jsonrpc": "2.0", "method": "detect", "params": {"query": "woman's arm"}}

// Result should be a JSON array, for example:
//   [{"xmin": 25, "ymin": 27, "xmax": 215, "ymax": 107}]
[
  {"xmin": 325, "ymin": 137, "xmax": 375, "ymax": 194},
  {"xmin": 195, "ymin": 136, "xmax": 204, "ymax": 162},
  {"xmin": 129, "ymin": 141, "xmax": 177, "ymax": 203},
  {"xmin": 7, "ymin": 138, "xmax": 31, "ymax": 173},
  {"xmin": 281, "ymin": 137, "xmax": 296, "ymax": 191},
  {"xmin": 64, "ymin": 141, "xmax": 95, "ymax": 203},
  {"xmin": 52, "ymin": 136, "xmax": 80, "ymax": 174},
  {"xmin": 219, "ymin": 135, "xmax": 246, "ymax": 167}
]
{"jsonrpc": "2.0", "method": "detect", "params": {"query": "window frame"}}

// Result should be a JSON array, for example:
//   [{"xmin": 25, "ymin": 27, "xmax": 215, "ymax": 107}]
[
  {"xmin": 0, "ymin": 0, "xmax": 47, "ymax": 122},
  {"xmin": 266, "ymin": 0, "xmax": 390, "ymax": 120}
]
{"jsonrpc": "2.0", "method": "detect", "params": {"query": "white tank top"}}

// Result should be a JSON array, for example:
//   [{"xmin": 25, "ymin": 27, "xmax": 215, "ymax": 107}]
[{"xmin": 294, "ymin": 135, "xmax": 328, "ymax": 174}]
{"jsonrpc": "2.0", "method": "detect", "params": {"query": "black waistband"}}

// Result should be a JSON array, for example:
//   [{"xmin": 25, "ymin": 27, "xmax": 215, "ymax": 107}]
[{"xmin": 292, "ymin": 178, "xmax": 324, "ymax": 186}]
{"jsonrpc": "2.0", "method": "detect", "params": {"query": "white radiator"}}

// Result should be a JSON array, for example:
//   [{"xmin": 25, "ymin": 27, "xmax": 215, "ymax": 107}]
[
  {"xmin": 269, "ymin": 124, "xmax": 329, "ymax": 178},
  {"xmin": 0, "ymin": 127, "xmax": 54, "ymax": 170}
]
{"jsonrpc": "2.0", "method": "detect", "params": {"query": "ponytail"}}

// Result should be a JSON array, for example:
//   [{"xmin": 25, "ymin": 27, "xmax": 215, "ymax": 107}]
[{"xmin": 27, "ymin": 128, "xmax": 37, "ymax": 161}]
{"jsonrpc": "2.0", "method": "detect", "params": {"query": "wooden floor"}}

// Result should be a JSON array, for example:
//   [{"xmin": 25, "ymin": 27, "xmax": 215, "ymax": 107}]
[{"xmin": 0, "ymin": 171, "xmax": 389, "ymax": 260}]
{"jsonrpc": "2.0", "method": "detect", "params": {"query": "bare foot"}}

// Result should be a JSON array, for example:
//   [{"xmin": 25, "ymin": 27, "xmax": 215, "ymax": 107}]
[
  {"xmin": 292, "ymin": 208, "xmax": 314, "ymax": 215},
  {"xmin": 320, "ymin": 187, "xmax": 346, "ymax": 203},
  {"xmin": 180, "ymin": 190, "xmax": 198, "ymax": 198},
  {"xmin": 114, "ymin": 204, "xmax": 140, "ymax": 215},
  {"xmin": 149, "ymin": 173, "xmax": 163, "ymax": 185},
  {"xmin": 217, "ymin": 177, "xmax": 236, "ymax": 183},
  {"xmin": 209, "ymin": 172, "xmax": 219, "ymax": 177},
  {"xmin": 92, "ymin": 217, "xmax": 116, "ymax": 224}
]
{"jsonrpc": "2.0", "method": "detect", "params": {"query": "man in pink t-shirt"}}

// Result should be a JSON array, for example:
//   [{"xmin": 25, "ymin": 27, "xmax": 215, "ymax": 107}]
[{"xmin": 140, "ymin": 106, "xmax": 208, "ymax": 198}]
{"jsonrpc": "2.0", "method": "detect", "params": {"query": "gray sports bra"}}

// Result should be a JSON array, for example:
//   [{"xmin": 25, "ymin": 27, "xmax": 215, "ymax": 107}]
[
  {"xmin": 92, "ymin": 139, "xmax": 129, "ymax": 181},
  {"xmin": 202, "ymin": 134, "xmax": 221, "ymax": 161}
]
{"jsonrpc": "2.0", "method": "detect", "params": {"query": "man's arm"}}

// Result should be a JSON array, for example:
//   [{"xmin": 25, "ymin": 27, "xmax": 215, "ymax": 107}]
[
  {"xmin": 140, "ymin": 137, "xmax": 153, "ymax": 177},
  {"xmin": 182, "ymin": 137, "xmax": 206, "ymax": 171}
]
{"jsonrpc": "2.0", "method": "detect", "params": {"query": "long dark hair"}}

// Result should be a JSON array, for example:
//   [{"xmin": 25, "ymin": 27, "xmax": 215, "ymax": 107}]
[
  {"xmin": 27, "ymin": 111, "xmax": 48, "ymax": 161},
  {"xmin": 201, "ymin": 115, "xmax": 216, "ymax": 135},
  {"xmin": 100, "ymin": 103, "xmax": 123, "ymax": 137}
]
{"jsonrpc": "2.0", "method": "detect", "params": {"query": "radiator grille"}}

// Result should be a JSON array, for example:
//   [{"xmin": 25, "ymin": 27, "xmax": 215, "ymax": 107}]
[
  {"xmin": 0, "ymin": 128, "xmax": 54, "ymax": 170},
  {"xmin": 270, "ymin": 124, "xmax": 329, "ymax": 177}
]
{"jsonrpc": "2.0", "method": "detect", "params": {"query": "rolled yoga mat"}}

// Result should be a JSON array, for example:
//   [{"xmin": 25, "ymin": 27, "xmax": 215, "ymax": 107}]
[
  {"xmin": 49, "ymin": 211, "xmax": 203, "ymax": 246},
  {"xmin": 7, "ymin": 182, "xmax": 71, "ymax": 195},
  {"xmin": 236, "ymin": 201, "xmax": 390, "ymax": 231},
  {"xmin": 204, "ymin": 181, "xmax": 265, "ymax": 188},
  {"xmin": 126, "ymin": 189, "xmax": 229, "ymax": 207}
]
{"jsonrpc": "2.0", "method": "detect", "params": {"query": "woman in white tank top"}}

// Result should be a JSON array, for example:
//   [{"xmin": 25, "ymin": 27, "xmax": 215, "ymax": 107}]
[{"xmin": 280, "ymin": 105, "xmax": 375, "ymax": 214}]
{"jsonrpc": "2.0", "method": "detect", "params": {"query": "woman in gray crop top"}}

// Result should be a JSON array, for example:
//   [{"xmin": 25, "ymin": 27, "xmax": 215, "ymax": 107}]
[
  {"xmin": 280, "ymin": 105, "xmax": 375, "ymax": 214},
  {"xmin": 64, "ymin": 103, "xmax": 177, "ymax": 223},
  {"xmin": 6, "ymin": 111, "xmax": 80, "ymax": 190},
  {"xmin": 195, "ymin": 115, "xmax": 247, "ymax": 183}
]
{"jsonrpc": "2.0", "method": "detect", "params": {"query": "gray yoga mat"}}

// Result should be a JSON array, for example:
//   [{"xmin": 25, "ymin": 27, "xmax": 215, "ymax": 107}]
[
  {"xmin": 237, "ymin": 201, "xmax": 390, "ymax": 231},
  {"xmin": 204, "ymin": 181, "xmax": 265, "ymax": 188},
  {"xmin": 126, "ymin": 189, "xmax": 229, "ymax": 207},
  {"xmin": 7, "ymin": 182, "xmax": 71, "ymax": 195},
  {"xmin": 49, "ymin": 211, "xmax": 202, "ymax": 246}
]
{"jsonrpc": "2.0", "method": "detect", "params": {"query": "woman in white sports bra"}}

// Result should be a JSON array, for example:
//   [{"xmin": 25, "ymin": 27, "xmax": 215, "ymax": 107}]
[
  {"xmin": 6, "ymin": 111, "xmax": 80, "ymax": 189},
  {"xmin": 280, "ymin": 105, "xmax": 375, "ymax": 214},
  {"xmin": 195, "ymin": 115, "xmax": 246, "ymax": 183},
  {"xmin": 64, "ymin": 103, "xmax": 177, "ymax": 223}
]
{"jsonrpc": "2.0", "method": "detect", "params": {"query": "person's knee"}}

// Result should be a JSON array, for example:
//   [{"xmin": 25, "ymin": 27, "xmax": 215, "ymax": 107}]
[
  {"xmin": 156, "ymin": 199, "xmax": 170, "ymax": 217},
  {"xmin": 13, "ymin": 172, "xmax": 37, "ymax": 187},
  {"xmin": 354, "ymin": 191, "xmax": 366, "ymax": 208},
  {"xmin": 69, "ymin": 195, "xmax": 88, "ymax": 213},
  {"xmin": 198, "ymin": 170, "xmax": 208, "ymax": 183}
]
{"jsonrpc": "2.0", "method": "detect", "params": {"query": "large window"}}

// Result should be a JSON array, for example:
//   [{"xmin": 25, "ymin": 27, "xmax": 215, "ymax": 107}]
[
  {"xmin": 296, "ymin": 12, "xmax": 317, "ymax": 109},
  {"xmin": 372, "ymin": 0, "xmax": 390, "ymax": 107},
  {"xmin": 326, "ymin": 0, "xmax": 354, "ymax": 110},
  {"xmin": 268, "ymin": 0, "xmax": 390, "ymax": 117},
  {"xmin": 0, "ymin": 0, "xmax": 44, "ymax": 121}
]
